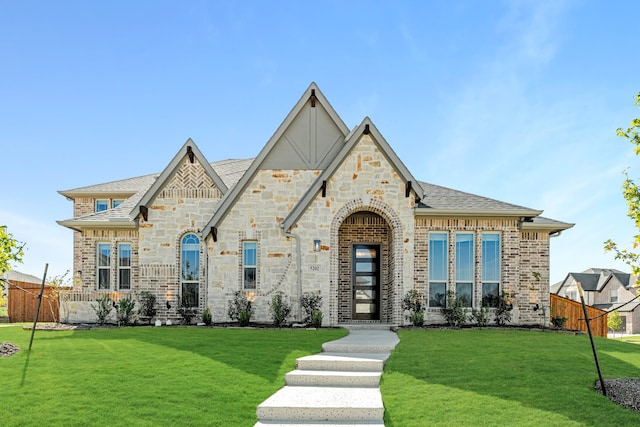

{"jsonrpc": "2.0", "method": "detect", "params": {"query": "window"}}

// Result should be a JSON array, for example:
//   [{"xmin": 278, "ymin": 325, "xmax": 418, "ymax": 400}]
[
  {"xmin": 181, "ymin": 234, "xmax": 200, "ymax": 307},
  {"xmin": 611, "ymin": 289, "xmax": 618, "ymax": 303},
  {"xmin": 118, "ymin": 243, "xmax": 131, "ymax": 290},
  {"xmin": 428, "ymin": 233, "xmax": 447, "ymax": 307},
  {"xmin": 97, "ymin": 243, "xmax": 110, "ymax": 289},
  {"xmin": 455, "ymin": 233, "xmax": 474, "ymax": 307},
  {"xmin": 112, "ymin": 199, "xmax": 124, "ymax": 208},
  {"xmin": 481, "ymin": 233, "xmax": 501, "ymax": 307},
  {"xmin": 96, "ymin": 199, "xmax": 109, "ymax": 212},
  {"xmin": 243, "ymin": 241, "xmax": 257, "ymax": 290}
]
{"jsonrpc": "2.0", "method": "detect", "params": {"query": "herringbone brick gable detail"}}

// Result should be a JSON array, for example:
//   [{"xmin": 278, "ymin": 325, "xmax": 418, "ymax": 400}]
[{"xmin": 161, "ymin": 159, "xmax": 222, "ymax": 198}]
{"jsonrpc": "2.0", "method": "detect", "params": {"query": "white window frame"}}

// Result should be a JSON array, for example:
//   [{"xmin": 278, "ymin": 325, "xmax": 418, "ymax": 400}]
[
  {"xmin": 95, "ymin": 199, "xmax": 109, "ymax": 212},
  {"xmin": 180, "ymin": 233, "xmax": 200, "ymax": 308},
  {"xmin": 97, "ymin": 243, "xmax": 111, "ymax": 290},
  {"xmin": 455, "ymin": 233, "xmax": 474, "ymax": 308},
  {"xmin": 118, "ymin": 243, "xmax": 131, "ymax": 290},
  {"xmin": 428, "ymin": 232, "xmax": 448, "ymax": 308},
  {"xmin": 243, "ymin": 241, "xmax": 257, "ymax": 290},
  {"xmin": 611, "ymin": 289, "xmax": 618, "ymax": 303},
  {"xmin": 112, "ymin": 199, "xmax": 124, "ymax": 208},
  {"xmin": 481, "ymin": 233, "xmax": 501, "ymax": 308}
]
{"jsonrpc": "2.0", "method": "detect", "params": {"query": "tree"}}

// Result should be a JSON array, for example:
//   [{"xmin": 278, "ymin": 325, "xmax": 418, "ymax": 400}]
[
  {"xmin": 608, "ymin": 310, "xmax": 623, "ymax": 338},
  {"xmin": 0, "ymin": 225, "xmax": 24, "ymax": 279},
  {"xmin": 604, "ymin": 92, "xmax": 640, "ymax": 280}
]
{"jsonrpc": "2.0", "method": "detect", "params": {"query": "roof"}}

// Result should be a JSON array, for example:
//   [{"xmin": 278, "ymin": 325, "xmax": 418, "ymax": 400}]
[
  {"xmin": 57, "ymin": 157, "xmax": 253, "ymax": 231},
  {"xmin": 58, "ymin": 83, "xmax": 572, "ymax": 236},
  {"xmin": 553, "ymin": 268, "xmax": 636, "ymax": 295},
  {"xmin": 1, "ymin": 270, "xmax": 42, "ymax": 284}
]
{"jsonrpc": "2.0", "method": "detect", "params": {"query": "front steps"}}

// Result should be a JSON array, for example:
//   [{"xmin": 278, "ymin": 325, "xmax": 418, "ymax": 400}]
[{"xmin": 255, "ymin": 329, "xmax": 399, "ymax": 426}]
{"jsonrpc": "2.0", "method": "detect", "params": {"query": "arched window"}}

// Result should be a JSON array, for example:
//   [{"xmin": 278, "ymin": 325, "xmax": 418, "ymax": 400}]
[{"xmin": 181, "ymin": 233, "xmax": 200, "ymax": 307}]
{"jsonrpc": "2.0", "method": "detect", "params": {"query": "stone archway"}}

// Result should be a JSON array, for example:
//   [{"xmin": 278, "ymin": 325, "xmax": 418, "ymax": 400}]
[{"xmin": 329, "ymin": 198, "xmax": 404, "ymax": 325}]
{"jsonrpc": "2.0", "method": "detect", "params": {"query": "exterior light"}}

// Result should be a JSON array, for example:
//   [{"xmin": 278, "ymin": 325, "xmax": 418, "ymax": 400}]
[
  {"xmin": 313, "ymin": 239, "xmax": 321, "ymax": 252},
  {"xmin": 166, "ymin": 301, "xmax": 171, "ymax": 309}
]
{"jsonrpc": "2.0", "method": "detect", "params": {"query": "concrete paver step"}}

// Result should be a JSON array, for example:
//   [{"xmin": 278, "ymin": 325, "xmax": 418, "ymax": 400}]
[
  {"xmin": 285, "ymin": 369, "xmax": 381, "ymax": 387},
  {"xmin": 296, "ymin": 353, "xmax": 386, "ymax": 372},
  {"xmin": 256, "ymin": 386, "xmax": 384, "ymax": 422}
]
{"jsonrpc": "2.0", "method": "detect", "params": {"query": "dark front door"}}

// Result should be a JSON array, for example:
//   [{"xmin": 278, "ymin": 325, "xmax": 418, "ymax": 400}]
[{"xmin": 352, "ymin": 244, "xmax": 380, "ymax": 320}]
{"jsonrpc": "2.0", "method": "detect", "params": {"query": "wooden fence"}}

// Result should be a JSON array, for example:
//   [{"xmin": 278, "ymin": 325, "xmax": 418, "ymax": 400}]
[
  {"xmin": 7, "ymin": 280, "xmax": 59, "ymax": 323},
  {"xmin": 550, "ymin": 294, "xmax": 608, "ymax": 338}
]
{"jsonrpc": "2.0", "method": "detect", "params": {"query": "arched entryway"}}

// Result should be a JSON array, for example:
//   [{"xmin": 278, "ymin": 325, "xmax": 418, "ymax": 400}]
[{"xmin": 330, "ymin": 198, "xmax": 403, "ymax": 325}]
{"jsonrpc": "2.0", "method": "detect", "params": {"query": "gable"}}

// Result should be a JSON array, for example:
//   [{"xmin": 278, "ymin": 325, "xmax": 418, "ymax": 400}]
[
  {"xmin": 160, "ymin": 158, "xmax": 222, "ymax": 199},
  {"xmin": 281, "ymin": 118, "xmax": 426, "ymax": 232},
  {"xmin": 131, "ymin": 139, "xmax": 227, "ymax": 221},
  {"xmin": 261, "ymin": 97, "xmax": 346, "ymax": 170}
]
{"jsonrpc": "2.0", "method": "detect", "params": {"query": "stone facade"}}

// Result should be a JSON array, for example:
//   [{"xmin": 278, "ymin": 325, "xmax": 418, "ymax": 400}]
[{"xmin": 58, "ymin": 83, "xmax": 571, "ymax": 326}]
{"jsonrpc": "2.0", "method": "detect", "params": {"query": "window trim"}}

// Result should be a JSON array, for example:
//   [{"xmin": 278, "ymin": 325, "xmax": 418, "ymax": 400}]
[
  {"xmin": 481, "ymin": 232, "xmax": 501, "ymax": 308},
  {"xmin": 180, "ymin": 233, "xmax": 200, "ymax": 308},
  {"xmin": 112, "ymin": 199, "xmax": 124, "ymax": 208},
  {"xmin": 455, "ymin": 232, "xmax": 474, "ymax": 307},
  {"xmin": 95, "ymin": 199, "xmax": 109, "ymax": 212},
  {"xmin": 118, "ymin": 243, "xmax": 131, "ymax": 290},
  {"xmin": 97, "ymin": 242, "xmax": 111, "ymax": 290},
  {"xmin": 428, "ymin": 232, "xmax": 448, "ymax": 308},
  {"xmin": 242, "ymin": 241, "xmax": 257, "ymax": 290}
]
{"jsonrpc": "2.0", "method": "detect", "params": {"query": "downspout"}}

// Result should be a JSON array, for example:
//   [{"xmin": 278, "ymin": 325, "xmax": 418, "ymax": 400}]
[{"xmin": 281, "ymin": 224, "xmax": 303, "ymax": 322}]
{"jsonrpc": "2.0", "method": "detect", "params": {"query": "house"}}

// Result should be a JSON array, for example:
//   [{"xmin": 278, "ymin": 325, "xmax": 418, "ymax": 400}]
[
  {"xmin": 57, "ymin": 83, "xmax": 573, "ymax": 326},
  {"xmin": 552, "ymin": 268, "xmax": 640, "ymax": 334}
]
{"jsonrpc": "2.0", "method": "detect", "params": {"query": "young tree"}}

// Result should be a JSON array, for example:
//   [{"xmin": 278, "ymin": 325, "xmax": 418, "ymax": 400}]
[
  {"xmin": 607, "ymin": 310, "xmax": 623, "ymax": 338},
  {"xmin": 604, "ymin": 93, "xmax": 640, "ymax": 280},
  {"xmin": 0, "ymin": 225, "xmax": 25, "ymax": 279}
]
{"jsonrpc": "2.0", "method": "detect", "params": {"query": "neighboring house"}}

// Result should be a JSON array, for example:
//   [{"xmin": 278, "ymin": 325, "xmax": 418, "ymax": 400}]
[
  {"xmin": 552, "ymin": 268, "xmax": 640, "ymax": 334},
  {"xmin": 57, "ymin": 83, "xmax": 573, "ymax": 326}
]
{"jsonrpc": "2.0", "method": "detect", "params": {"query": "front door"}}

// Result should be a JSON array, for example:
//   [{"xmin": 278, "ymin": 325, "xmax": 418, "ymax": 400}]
[{"xmin": 352, "ymin": 244, "xmax": 380, "ymax": 320}]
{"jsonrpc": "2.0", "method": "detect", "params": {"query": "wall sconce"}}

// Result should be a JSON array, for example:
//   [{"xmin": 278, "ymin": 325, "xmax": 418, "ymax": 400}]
[
  {"xmin": 313, "ymin": 239, "xmax": 321, "ymax": 252},
  {"xmin": 166, "ymin": 301, "xmax": 172, "ymax": 310},
  {"xmin": 533, "ymin": 303, "xmax": 540, "ymax": 311}
]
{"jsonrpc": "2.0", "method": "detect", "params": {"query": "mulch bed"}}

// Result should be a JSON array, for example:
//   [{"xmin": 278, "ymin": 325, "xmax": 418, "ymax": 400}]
[{"xmin": 596, "ymin": 378, "xmax": 640, "ymax": 413}]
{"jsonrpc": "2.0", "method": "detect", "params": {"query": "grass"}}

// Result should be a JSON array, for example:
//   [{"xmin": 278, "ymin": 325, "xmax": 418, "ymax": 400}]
[
  {"xmin": 382, "ymin": 329, "xmax": 640, "ymax": 426},
  {"xmin": 0, "ymin": 326, "xmax": 346, "ymax": 426},
  {"xmin": 616, "ymin": 335, "xmax": 640, "ymax": 345}
]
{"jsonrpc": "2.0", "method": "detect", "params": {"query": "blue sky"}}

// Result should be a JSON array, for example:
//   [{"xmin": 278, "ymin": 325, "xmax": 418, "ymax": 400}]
[{"xmin": 1, "ymin": 0, "xmax": 640, "ymax": 284}]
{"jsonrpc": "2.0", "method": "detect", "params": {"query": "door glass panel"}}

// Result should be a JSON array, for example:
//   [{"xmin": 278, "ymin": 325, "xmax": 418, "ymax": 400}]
[
  {"xmin": 356, "ymin": 303, "xmax": 377, "ymax": 313},
  {"xmin": 355, "ymin": 276, "xmax": 375, "ymax": 287},
  {"xmin": 355, "ymin": 247, "xmax": 377, "ymax": 258},
  {"xmin": 355, "ymin": 289, "xmax": 376, "ymax": 300},
  {"xmin": 356, "ymin": 262, "xmax": 376, "ymax": 273}
]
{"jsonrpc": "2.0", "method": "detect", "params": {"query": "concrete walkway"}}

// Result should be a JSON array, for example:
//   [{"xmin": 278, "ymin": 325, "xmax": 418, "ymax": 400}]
[{"xmin": 255, "ymin": 326, "xmax": 399, "ymax": 426}]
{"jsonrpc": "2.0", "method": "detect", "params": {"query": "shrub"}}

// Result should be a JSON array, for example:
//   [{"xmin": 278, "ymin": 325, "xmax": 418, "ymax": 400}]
[
  {"xmin": 311, "ymin": 310, "xmax": 323, "ymax": 328},
  {"xmin": 201, "ymin": 307, "xmax": 213, "ymax": 326},
  {"xmin": 138, "ymin": 291, "xmax": 157, "ymax": 324},
  {"xmin": 91, "ymin": 295, "xmax": 113, "ymax": 325},
  {"xmin": 115, "ymin": 297, "xmax": 136, "ymax": 326},
  {"xmin": 402, "ymin": 289, "xmax": 425, "ymax": 326},
  {"xmin": 442, "ymin": 291, "xmax": 467, "ymax": 327},
  {"xmin": 495, "ymin": 292, "xmax": 515, "ymax": 326},
  {"xmin": 178, "ymin": 297, "xmax": 197, "ymax": 325},
  {"xmin": 269, "ymin": 292, "xmax": 291, "ymax": 327},
  {"xmin": 470, "ymin": 305, "xmax": 490, "ymax": 327},
  {"xmin": 301, "ymin": 293, "xmax": 322, "ymax": 325},
  {"xmin": 228, "ymin": 291, "xmax": 253, "ymax": 326}
]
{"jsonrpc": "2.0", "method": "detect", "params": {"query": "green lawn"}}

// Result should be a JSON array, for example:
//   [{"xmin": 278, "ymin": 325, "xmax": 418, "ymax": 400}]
[
  {"xmin": 0, "ymin": 326, "xmax": 346, "ymax": 427},
  {"xmin": 382, "ymin": 329, "xmax": 640, "ymax": 426},
  {"xmin": 3, "ymin": 327, "xmax": 640, "ymax": 426}
]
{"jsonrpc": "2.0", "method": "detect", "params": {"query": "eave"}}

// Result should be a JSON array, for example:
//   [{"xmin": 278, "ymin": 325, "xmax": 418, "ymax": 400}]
[
  {"xmin": 56, "ymin": 219, "xmax": 137, "ymax": 232},
  {"xmin": 414, "ymin": 208, "xmax": 543, "ymax": 217}
]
